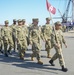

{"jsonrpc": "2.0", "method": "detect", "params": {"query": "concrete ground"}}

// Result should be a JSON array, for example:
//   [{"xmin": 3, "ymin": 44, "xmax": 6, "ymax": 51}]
[{"xmin": 0, "ymin": 30, "xmax": 74, "ymax": 75}]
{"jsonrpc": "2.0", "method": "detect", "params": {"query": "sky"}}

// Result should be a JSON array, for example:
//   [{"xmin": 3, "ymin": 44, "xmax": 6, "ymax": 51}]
[{"xmin": 0, "ymin": 0, "xmax": 72, "ymax": 25}]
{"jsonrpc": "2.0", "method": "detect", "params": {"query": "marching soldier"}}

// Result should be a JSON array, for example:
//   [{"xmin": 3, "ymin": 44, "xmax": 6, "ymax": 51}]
[
  {"xmin": 16, "ymin": 19, "xmax": 28, "ymax": 60},
  {"xmin": 42, "ymin": 17, "xmax": 53, "ymax": 58},
  {"xmin": 22, "ymin": 19, "xmax": 29, "ymax": 46},
  {"xmin": 28, "ymin": 19, "xmax": 35, "ymax": 35},
  {"xmin": 29, "ymin": 18, "xmax": 43, "ymax": 65},
  {"xmin": 49, "ymin": 21, "xmax": 68, "ymax": 72},
  {"xmin": 0, "ymin": 26, "xmax": 3, "ymax": 53},
  {"xmin": 10, "ymin": 19, "xmax": 17, "ymax": 52},
  {"xmin": 2, "ymin": 20, "xmax": 13, "ymax": 57}
]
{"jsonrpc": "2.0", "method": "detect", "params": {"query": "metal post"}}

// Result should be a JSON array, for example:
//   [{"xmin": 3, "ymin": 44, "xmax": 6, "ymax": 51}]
[{"xmin": 72, "ymin": 0, "xmax": 74, "ymax": 22}]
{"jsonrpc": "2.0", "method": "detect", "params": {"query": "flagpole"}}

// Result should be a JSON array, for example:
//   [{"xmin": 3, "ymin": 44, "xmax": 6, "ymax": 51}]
[
  {"xmin": 48, "ymin": 12, "xmax": 55, "ymax": 32},
  {"xmin": 48, "ymin": 7, "xmax": 64, "ymax": 59},
  {"xmin": 49, "ymin": 12, "xmax": 54, "ymax": 25}
]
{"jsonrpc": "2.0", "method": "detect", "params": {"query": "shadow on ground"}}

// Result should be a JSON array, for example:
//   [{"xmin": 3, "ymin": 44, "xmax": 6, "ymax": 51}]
[
  {"xmin": 0, "ymin": 52, "xmax": 61, "ymax": 74},
  {"xmin": 12, "ymin": 62, "xmax": 60, "ymax": 74}
]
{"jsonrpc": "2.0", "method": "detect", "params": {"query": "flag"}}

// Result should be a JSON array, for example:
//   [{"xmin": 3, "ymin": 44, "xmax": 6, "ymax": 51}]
[{"xmin": 46, "ymin": 0, "xmax": 56, "ymax": 14}]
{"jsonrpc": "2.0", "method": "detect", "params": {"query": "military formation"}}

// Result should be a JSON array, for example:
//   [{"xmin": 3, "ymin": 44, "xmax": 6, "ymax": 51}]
[{"xmin": 0, "ymin": 17, "xmax": 68, "ymax": 72}]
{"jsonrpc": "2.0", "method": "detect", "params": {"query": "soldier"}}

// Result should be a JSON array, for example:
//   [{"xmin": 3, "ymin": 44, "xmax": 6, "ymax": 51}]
[
  {"xmin": 29, "ymin": 18, "xmax": 43, "ymax": 65},
  {"xmin": 49, "ymin": 21, "xmax": 68, "ymax": 72},
  {"xmin": 10, "ymin": 19, "xmax": 17, "ymax": 52},
  {"xmin": 62, "ymin": 25, "xmax": 66, "ymax": 32},
  {"xmin": 22, "ymin": 19, "xmax": 26, "ymax": 25},
  {"xmin": 42, "ymin": 17, "xmax": 53, "ymax": 58},
  {"xmin": 22, "ymin": 19, "xmax": 29, "ymax": 46},
  {"xmin": 0, "ymin": 26, "xmax": 3, "ymax": 53},
  {"xmin": 2, "ymin": 20, "xmax": 13, "ymax": 57},
  {"xmin": 16, "ymin": 19, "xmax": 27, "ymax": 60}
]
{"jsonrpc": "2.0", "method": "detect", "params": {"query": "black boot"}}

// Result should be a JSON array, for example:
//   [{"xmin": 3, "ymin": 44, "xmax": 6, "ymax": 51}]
[
  {"xmin": 5, "ymin": 53, "xmax": 8, "ymax": 57},
  {"xmin": 0, "ymin": 50, "xmax": 3, "ymax": 54},
  {"xmin": 49, "ymin": 60, "xmax": 55, "ymax": 66},
  {"xmin": 13, "ymin": 50, "xmax": 15, "ymax": 52},
  {"xmin": 8, "ymin": 50, "xmax": 12, "ymax": 55},
  {"xmin": 62, "ymin": 66, "xmax": 68, "ymax": 72}
]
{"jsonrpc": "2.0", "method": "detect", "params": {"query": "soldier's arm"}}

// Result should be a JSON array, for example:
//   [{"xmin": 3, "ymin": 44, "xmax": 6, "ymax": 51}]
[
  {"xmin": 9, "ymin": 27, "xmax": 12, "ymax": 36},
  {"xmin": 42, "ymin": 27, "xmax": 47, "ymax": 41},
  {"xmin": 1, "ymin": 28, "xmax": 4, "ymax": 38},
  {"xmin": 51, "ymin": 33, "xmax": 57, "ymax": 46},
  {"xmin": 60, "ymin": 30, "xmax": 67, "ymax": 48},
  {"xmin": 62, "ymin": 35, "xmax": 67, "ymax": 48},
  {"xmin": 39, "ymin": 29, "xmax": 44, "ymax": 41},
  {"xmin": 60, "ymin": 31, "xmax": 66, "ymax": 44},
  {"xmin": 29, "ymin": 30, "xmax": 32, "ymax": 44},
  {"xmin": 62, "ymin": 35, "xmax": 66, "ymax": 44},
  {"xmin": 26, "ymin": 27, "xmax": 29, "ymax": 37},
  {"xmin": 15, "ymin": 28, "xmax": 17, "ymax": 40}
]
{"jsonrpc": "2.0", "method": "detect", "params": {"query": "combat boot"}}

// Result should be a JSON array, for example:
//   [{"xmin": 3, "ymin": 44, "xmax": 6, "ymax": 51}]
[
  {"xmin": 30, "ymin": 54, "xmax": 34, "ymax": 61},
  {"xmin": 0, "ymin": 50, "xmax": 3, "ymax": 54},
  {"xmin": 37, "ymin": 60, "xmax": 43, "ymax": 65},
  {"xmin": 20, "ymin": 56, "xmax": 24, "ymax": 60},
  {"xmin": 8, "ymin": 50, "xmax": 12, "ymax": 55},
  {"xmin": 49, "ymin": 60, "xmax": 55, "ymax": 66},
  {"xmin": 31, "ymin": 57, "xmax": 34, "ymax": 61},
  {"xmin": 5, "ymin": 53, "xmax": 8, "ymax": 57},
  {"xmin": 61, "ymin": 66, "xmax": 68, "ymax": 72},
  {"xmin": 47, "ymin": 54, "xmax": 52, "ymax": 58},
  {"xmin": 47, "ymin": 53, "xmax": 52, "ymax": 58}
]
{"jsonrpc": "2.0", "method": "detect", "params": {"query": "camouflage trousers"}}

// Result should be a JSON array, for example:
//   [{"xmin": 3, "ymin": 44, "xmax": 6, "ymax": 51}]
[
  {"xmin": 12, "ymin": 35, "xmax": 17, "ymax": 51},
  {"xmin": 45, "ymin": 39, "xmax": 52, "ymax": 56},
  {"xmin": 0, "ymin": 40, "xmax": 3, "ymax": 50},
  {"xmin": 51, "ymin": 45, "xmax": 65, "ymax": 67},
  {"xmin": 31, "ymin": 42, "xmax": 41, "ymax": 60},
  {"xmin": 3, "ymin": 38, "xmax": 13, "ymax": 53},
  {"xmin": 17, "ymin": 39, "xmax": 27, "ymax": 58}
]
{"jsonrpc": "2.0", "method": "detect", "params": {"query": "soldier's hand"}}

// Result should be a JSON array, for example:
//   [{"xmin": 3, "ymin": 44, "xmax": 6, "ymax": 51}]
[
  {"xmin": 55, "ymin": 44, "xmax": 60, "ymax": 49},
  {"xmin": 65, "ymin": 44, "xmax": 67, "ymax": 48},
  {"xmin": 43, "ymin": 39, "xmax": 45, "ymax": 42},
  {"xmin": 30, "ymin": 41, "xmax": 32, "ymax": 45},
  {"xmin": 43, "ymin": 39, "xmax": 47, "ymax": 42}
]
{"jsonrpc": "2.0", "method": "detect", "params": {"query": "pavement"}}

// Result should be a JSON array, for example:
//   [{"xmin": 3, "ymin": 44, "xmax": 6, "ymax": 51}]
[{"xmin": 0, "ymin": 30, "xmax": 74, "ymax": 75}]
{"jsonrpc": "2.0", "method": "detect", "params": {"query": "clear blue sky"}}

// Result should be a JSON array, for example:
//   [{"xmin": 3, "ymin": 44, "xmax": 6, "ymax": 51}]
[{"xmin": 0, "ymin": 0, "xmax": 72, "ymax": 25}]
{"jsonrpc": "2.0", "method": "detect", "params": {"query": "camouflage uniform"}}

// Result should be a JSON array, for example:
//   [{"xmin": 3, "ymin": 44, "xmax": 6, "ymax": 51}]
[
  {"xmin": 22, "ymin": 19, "xmax": 29, "ymax": 46},
  {"xmin": 10, "ymin": 19, "xmax": 17, "ymax": 51},
  {"xmin": 42, "ymin": 17, "xmax": 53, "ymax": 58},
  {"xmin": 16, "ymin": 19, "xmax": 27, "ymax": 60},
  {"xmin": 0, "ymin": 26, "xmax": 3, "ymax": 53},
  {"xmin": 29, "ymin": 18, "xmax": 43, "ymax": 65},
  {"xmin": 2, "ymin": 20, "xmax": 13, "ymax": 56},
  {"xmin": 49, "ymin": 21, "xmax": 68, "ymax": 72}
]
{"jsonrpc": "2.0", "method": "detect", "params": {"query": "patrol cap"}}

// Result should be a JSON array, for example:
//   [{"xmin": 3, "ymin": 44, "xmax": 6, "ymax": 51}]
[
  {"xmin": 46, "ymin": 17, "xmax": 51, "ymax": 21},
  {"xmin": 55, "ymin": 21, "xmax": 62, "ymax": 26},
  {"xmin": 13, "ymin": 19, "xmax": 16, "ymax": 22},
  {"xmin": 22, "ymin": 19, "xmax": 26, "ymax": 22},
  {"xmin": 17, "ymin": 19, "xmax": 22, "ymax": 22},
  {"xmin": 32, "ymin": 18, "xmax": 35, "ymax": 21},
  {"xmin": 5, "ymin": 20, "xmax": 9, "ymax": 24},
  {"xmin": 33, "ymin": 18, "xmax": 39, "ymax": 22}
]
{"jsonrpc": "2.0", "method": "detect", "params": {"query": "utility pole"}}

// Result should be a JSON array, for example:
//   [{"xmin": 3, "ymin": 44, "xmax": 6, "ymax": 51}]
[{"xmin": 72, "ymin": 0, "xmax": 74, "ymax": 22}]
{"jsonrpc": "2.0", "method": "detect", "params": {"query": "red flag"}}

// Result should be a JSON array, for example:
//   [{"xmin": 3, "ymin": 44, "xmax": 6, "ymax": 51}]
[{"xmin": 46, "ymin": 0, "xmax": 56, "ymax": 14}]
